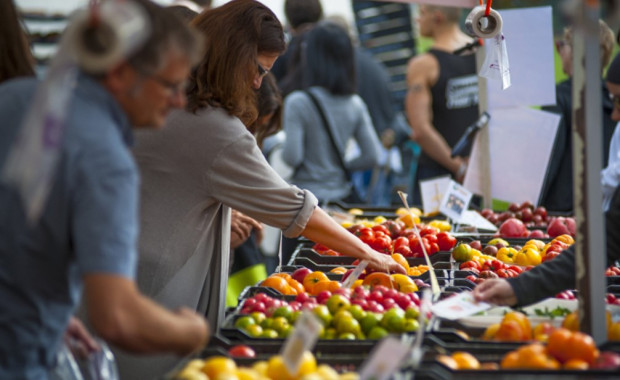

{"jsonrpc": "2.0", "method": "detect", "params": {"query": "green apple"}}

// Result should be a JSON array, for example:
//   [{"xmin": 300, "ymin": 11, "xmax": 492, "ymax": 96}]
[
  {"xmin": 332, "ymin": 310, "xmax": 353, "ymax": 327},
  {"xmin": 403, "ymin": 318, "xmax": 419, "ymax": 333},
  {"xmin": 279, "ymin": 325, "xmax": 294, "ymax": 338},
  {"xmin": 360, "ymin": 313, "xmax": 381, "ymax": 335},
  {"xmin": 312, "ymin": 305, "xmax": 333, "ymax": 327},
  {"xmin": 272, "ymin": 306, "xmax": 293, "ymax": 320},
  {"xmin": 289, "ymin": 310, "xmax": 302, "ymax": 324},
  {"xmin": 338, "ymin": 332, "xmax": 356, "ymax": 340},
  {"xmin": 367, "ymin": 326, "xmax": 389, "ymax": 340},
  {"xmin": 326, "ymin": 294, "xmax": 351, "ymax": 315},
  {"xmin": 347, "ymin": 304, "xmax": 367, "ymax": 321},
  {"xmin": 234, "ymin": 316, "xmax": 256, "ymax": 330},
  {"xmin": 245, "ymin": 324, "xmax": 263, "ymax": 337},
  {"xmin": 321, "ymin": 327, "xmax": 338, "ymax": 340},
  {"xmin": 381, "ymin": 308, "xmax": 405, "ymax": 333},
  {"xmin": 405, "ymin": 307, "xmax": 419, "ymax": 320},
  {"xmin": 260, "ymin": 329, "xmax": 279, "ymax": 338},
  {"xmin": 336, "ymin": 316, "xmax": 361, "ymax": 336},
  {"xmin": 250, "ymin": 311, "xmax": 266, "ymax": 324},
  {"xmin": 271, "ymin": 316, "xmax": 290, "ymax": 334},
  {"xmin": 260, "ymin": 317, "xmax": 274, "ymax": 330}
]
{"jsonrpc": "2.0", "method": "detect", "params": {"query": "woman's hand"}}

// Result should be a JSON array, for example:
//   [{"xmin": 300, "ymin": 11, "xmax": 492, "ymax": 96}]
[
  {"xmin": 473, "ymin": 279, "xmax": 518, "ymax": 306},
  {"xmin": 367, "ymin": 250, "xmax": 407, "ymax": 274},
  {"xmin": 230, "ymin": 210, "xmax": 263, "ymax": 249}
]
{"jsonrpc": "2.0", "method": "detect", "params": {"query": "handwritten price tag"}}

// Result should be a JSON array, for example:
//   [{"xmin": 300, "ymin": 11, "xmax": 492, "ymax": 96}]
[
  {"xmin": 359, "ymin": 337, "xmax": 410, "ymax": 380},
  {"xmin": 430, "ymin": 291, "xmax": 491, "ymax": 320},
  {"xmin": 281, "ymin": 310, "xmax": 322, "ymax": 375}
]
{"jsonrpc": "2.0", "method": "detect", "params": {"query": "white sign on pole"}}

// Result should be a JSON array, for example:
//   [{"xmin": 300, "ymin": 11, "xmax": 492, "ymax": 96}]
[
  {"xmin": 419, "ymin": 175, "xmax": 451, "ymax": 215},
  {"xmin": 439, "ymin": 180, "xmax": 473, "ymax": 222},
  {"xmin": 486, "ymin": 6, "xmax": 556, "ymax": 109},
  {"xmin": 464, "ymin": 107, "xmax": 561, "ymax": 205}
]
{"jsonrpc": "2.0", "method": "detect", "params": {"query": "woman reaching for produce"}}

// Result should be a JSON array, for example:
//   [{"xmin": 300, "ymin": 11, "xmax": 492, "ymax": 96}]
[{"xmin": 119, "ymin": 1, "xmax": 404, "ymax": 377}]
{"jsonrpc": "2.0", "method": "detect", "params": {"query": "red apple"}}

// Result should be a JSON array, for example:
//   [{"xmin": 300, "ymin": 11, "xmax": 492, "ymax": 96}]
[
  {"xmin": 228, "ymin": 345, "xmax": 256, "ymax": 358},
  {"xmin": 547, "ymin": 217, "xmax": 571, "ymax": 237},
  {"xmin": 592, "ymin": 351, "xmax": 620, "ymax": 369},
  {"xmin": 291, "ymin": 268, "xmax": 313, "ymax": 284},
  {"xmin": 499, "ymin": 218, "xmax": 528, "ymax": 238},
  {"xmin": 316, "ymin": 290, "xmax": 332, "ymax": 305}
]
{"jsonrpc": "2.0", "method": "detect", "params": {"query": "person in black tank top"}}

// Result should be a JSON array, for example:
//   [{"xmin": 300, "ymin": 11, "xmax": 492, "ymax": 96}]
[{"xmin": 405, "ymin": 5, "xmax": 479, "ymax": 206}]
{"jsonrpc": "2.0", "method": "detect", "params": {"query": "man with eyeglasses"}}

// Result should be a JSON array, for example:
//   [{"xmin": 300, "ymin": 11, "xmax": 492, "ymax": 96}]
[
  {"xmin": 473, "ymin": 51, "xmax": 620, "ymax": 308},
  {"xmin": 0, "ymin": 1, "xmax": 208, "ymax": 378}
]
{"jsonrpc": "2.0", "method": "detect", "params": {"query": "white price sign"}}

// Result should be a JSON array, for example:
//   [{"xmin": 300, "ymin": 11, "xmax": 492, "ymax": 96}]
[{"xmin": 439, "ymin": 180, "xmax": 473, "ymax": 222}]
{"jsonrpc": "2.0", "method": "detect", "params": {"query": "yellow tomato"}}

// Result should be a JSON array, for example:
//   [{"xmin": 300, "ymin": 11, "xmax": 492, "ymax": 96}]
[
  {"xmin": 514, "ymin": 247, "xmax": 541, "ymax": 266},
  {"xmin": 429, "ymin": 220, "xmax": 451, "ymax": 232},
  {"xmin": 554, "ymin": 234, "xmax": 575, "ymax": 245},
  {"xmin": 373, "ymin": 216, "xmax": 387, "ymax": 224},
  {"xmin": 497, "ymin": 247, "xmax": 517, "ymax": 264}
]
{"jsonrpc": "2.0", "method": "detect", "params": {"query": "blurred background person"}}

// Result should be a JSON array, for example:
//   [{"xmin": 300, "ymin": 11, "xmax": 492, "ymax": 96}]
[
  {"xmin": 0, "ymin": 0, "xmax": 35, "ymax": 83},
  {"xmin": 405, "ymin": 4, "xmax": 478, "ymax": 205},
  {"xmin": 540, "ymin": 20, "xmax": 616, "ymax": 213}
]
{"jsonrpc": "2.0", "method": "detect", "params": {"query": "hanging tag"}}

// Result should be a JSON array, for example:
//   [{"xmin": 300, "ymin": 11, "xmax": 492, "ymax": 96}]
[
  {"xmin": 480, "ymin": 34, "xmax": 511, "ymax": 90},
  {"xmin": 430, "ymin": 291, "xmax": 491, "ymax": 320},
  {"xmin": 281, "ymin": 310, "xmax": 322, "ymax": 375},
  {"xmin": 439, "ymin": 180, "xmax": 473, "ymax": 223},
  {"xmin": 419, "ymin": 176, "xmax": 451, "ymax": 215},
  {"xmin": 342, "ymin": 260, "xmax": 368, "ymax": 289},
  {"xmin": 359, "ymin": 337, "xmax": 410, "ymax": 380}
]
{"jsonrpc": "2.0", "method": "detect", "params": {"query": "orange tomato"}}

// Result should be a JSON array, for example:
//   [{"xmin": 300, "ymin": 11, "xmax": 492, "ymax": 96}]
[
  {"xmin": 515, "ymin": 344, "xmax": 560, "ymax": 369},
  {"xmin": 272, "ymin": 273, "xmax": 292, "ymax": 281},
  {"xmin": 481, "ymin": 323, "xmax": 500, "ymax": 341},
  {"xmin": 502, "ymin": 312, "xmax": 532, "ymax": 340},
  {"xmin": 500, "ymin": 352, "xmax": 520, "ymax": 369},
  {"xmin": 390, "ymin": 253, "xmax": 410, "ymax": 271},
  {"xmin": 547, "ymin": 328, "xmax": 599, "ymax": 365},
  {"xmin": 311, "ymin": 280, "xmax": 340, "ymax": 295},
  {"xmin": 554, "ymin": 234, "xmax": 574, "ymax": 245},
  {"xmin": 435, "ymin": 355, "xmax": 458, "ymax": 370},
  {"xmin": 287, "ymin": 278, "xmax": 305, "ymax": 295},
  {"xmin": 561, "ymin": 311, "xmax": 579, "ymax": 331},
  {"xmin": 329, "ymin": 267, "xmax": 347, "ymax": 274},
  {"xmin": 494, "ymin": 320, "xmax": 528, "ymax": 342},
  {"xmin": 303, "ymin": 271, "xmax": 329, "ymax": 294},
  {"xmin": 563, "ymin": 359, "xmax": 589, "ymax": 370},
  {"xmin": 609, "ymin": 321, "xmax": 620, "ymax": 341},
  {"xmin": 362, "ymin": 272, "xmax": 395, "ymax": 288},
  {"xmin": 260, "ymin": 276, "xmax": 290, "ymax": 295},
  {"xmin": 532, "ymin": 322, "xmax": 555, "ymax": 343},
  {"xmin": 451, "ymin": 352, "xmax": 480, "ymax": 370}
]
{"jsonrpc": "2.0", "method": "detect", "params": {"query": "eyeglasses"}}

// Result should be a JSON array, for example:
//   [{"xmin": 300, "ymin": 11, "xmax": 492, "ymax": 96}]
[
  {"xmin": 257, "ymin": 62, "xmax": 269, "ymax": 79},
  {"xmin": 148, "ymin": 74, "xmax": 187, "ymax": 98}
]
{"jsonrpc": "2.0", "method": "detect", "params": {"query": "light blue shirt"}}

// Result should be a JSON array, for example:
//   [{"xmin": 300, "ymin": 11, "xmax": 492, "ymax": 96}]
[
  {"xmin": 0, "ymin": 75, "xmax": 138, "ymax": 379},
  {"xmin": 602, "ymin": 121, "xmax": 620, "ymax": 211}
]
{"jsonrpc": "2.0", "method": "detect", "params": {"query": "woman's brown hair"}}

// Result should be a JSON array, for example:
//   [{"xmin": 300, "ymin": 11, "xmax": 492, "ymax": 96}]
[
  {"xmin": 248, "ymin": 72, "xmax": 282, "ymax": 148},
  {"xmin": 0, "ymin": 0, "xmax": 35, "ymax": 83},
  {"xmin": 188, "ymin": 0, "xmax": 285, "ymax": 126}
]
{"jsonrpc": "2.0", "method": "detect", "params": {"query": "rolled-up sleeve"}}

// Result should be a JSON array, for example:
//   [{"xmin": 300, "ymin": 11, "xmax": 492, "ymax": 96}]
[{"xmin": 206, "ymin": 129, "xmax": 318, "ymax": 238}]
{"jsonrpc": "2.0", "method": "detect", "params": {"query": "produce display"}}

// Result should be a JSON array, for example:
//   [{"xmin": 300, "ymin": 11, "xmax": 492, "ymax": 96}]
[{"xmin": 172, "ymin": 202, "xmax": 620, "ymax": 380}]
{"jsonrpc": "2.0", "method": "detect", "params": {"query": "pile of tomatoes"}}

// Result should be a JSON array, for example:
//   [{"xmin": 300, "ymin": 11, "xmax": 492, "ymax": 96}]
[{"xmin": 346, "ymin": 221, "xmax": 457, "ymax": 258}]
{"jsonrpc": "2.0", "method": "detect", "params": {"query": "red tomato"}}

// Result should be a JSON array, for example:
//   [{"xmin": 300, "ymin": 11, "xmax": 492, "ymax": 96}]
[
  {"xmin": 393, "ymin": 236, "xmax": 409, "ymax": 250},
  {"xmin": 312, "ymin": 243, "xmax": 329, "ymax": 253},
  {"xmin": 482, "ymin": 259, "xmax": 505, "ymax": 272},
  {"xmin": 371, "ymin": 235, "xmax": 392, "ymax": 254},
  {"xmin": 409, "ymin": 236, "xmax": 431, "ymax": 257},
  {"xmin": 508, "ymin": 265, "xmax": 523, "ymax": 274},
  {"xmin": 419, "ymin": 226, "xmax": 440, "ymax": 236},
  {"xmin": 436, "ymin": 231, "xmax": 457, "ymax": 251},
  {"xmin": 542, "ymin": 251, "xmax": 561, "ymax": 262},
  {"xmin": 381, "ymin": 220, "xmax": 403, "ymax": 239},
  {"xmin": 429, "ymin": 242, "xmax": 440, "ymax": 255},
  {"xmin": 460, "ymin": 260, "xmax": 481, "ymax": 271},
  {"xmin": 357, "ymin": 227, "xmax": 375, "ymax": 245},
  {"xmin": 372, "ymin": 224, "xmax": 391, "ymax": 237},
  {"xmin": 424, "ymin": 234, "xmax": 438, "ymax": 244},
  {"xmin": 394, "ymin": 244, "xmax": 413, "ymax": 257}
]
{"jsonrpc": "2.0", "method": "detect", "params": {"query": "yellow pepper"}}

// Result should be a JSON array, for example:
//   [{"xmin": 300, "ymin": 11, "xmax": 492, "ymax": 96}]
[
  {"xmin": 429, "ymin": 220, "xmax": 451, "ymax": 232},
  {"xmin": 514, "ymin": 247, "xmax": 542, "ymax": 266},
  {"xmin": 497, "ymin": 247, "xmax": 518, "ymax": 264}
]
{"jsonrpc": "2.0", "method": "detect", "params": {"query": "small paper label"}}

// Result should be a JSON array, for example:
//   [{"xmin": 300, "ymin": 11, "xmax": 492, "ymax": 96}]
[
  {"xmin": 359, "ymin": 337, "xmax": 410, "ymax": 380},
  {"xmin": 439, "ymin": 180, "xmax": 473, "ymax": 222},
  {"xmin": 430, "ymin": 291, "xmax": 491, "ymax": 320},
  {"xmin": 480, "ymin": 33, "xmax": 511, "ymax": 90},
  {"xmin": 281, "ymin": 310, "xmax": 322, "ymax": 375},
  {"xmin": 419, "ymin": 176, "xmax": 451, "ymax": 215},
  {"xmin": 342, "ymin": 260, "xmax": 368, "ymax": 289},
  {"xmin": 459, "ymin": 210, "xmax": 498, "ymax": 231}
]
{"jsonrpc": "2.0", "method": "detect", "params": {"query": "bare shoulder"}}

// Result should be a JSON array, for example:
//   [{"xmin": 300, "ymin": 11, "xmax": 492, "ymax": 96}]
[{"xmin": 406, "ymin": 52, "xmax": 439, "ymax": 87}]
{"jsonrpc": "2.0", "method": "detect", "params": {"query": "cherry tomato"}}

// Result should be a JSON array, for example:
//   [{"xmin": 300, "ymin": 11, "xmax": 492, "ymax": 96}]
[{"xmin": 436, "ymin": 231, "xmax": 457, "ymax": 251}]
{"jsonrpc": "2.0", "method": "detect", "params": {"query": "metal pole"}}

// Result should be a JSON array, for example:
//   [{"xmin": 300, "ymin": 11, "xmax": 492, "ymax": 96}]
[
  {"xmin": 572, "ymin": 0, "xmax": 607, "ymax": 343},
  {"xmin": 476, "ymin": 49, "xmax": 492, "ymax": 209}
]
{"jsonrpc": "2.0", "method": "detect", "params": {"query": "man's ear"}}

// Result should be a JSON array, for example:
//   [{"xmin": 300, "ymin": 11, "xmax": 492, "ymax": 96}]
[{"xmin": 102, "ymin": 62, "xmax": 137, "ymax": 95}]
